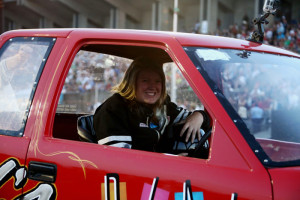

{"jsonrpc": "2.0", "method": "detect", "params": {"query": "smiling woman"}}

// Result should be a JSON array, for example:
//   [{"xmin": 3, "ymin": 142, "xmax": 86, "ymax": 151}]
[
  {"xmin": 135, "ymin": 69, "xmax": 162, "ymax": 104},
  {"xmin": 93, "ymin": 56, "xmax": 210, "ymax": 153},
  {"xmin": 131, "ymin": 59, "xmax": 164, "ymax": 105}
]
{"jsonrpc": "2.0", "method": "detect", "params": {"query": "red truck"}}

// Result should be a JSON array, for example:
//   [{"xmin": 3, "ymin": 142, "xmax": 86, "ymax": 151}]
[{"xmin": 0, "ymin": 27, "xmax": 300, "ymax": 200}]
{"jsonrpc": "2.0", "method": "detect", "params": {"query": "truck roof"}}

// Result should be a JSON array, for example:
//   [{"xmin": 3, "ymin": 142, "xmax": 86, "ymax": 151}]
[{"xmin": 1, "ymin": 28, "xmax": 299, "ymax": 58}]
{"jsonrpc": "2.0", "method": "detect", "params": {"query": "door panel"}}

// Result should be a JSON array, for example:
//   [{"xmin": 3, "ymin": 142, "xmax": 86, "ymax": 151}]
[
  {"xmin": 24, "ymin": 127, "xmax": 272, "ymax": 199},
  {"xmin": 268, "ymin": 167, "xmax": 300, "ymax": 200}
]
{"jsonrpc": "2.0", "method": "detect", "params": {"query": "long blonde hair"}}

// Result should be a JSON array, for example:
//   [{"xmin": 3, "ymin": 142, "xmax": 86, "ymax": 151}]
[{"xmin": 112, "ymin": 57, "xmax": 167, "ymax": 114}]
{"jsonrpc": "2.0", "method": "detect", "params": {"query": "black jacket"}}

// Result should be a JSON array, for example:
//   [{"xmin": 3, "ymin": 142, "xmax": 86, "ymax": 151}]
[{"xmin": 93, "ymin": 93, "xmax": 210, "ymax": 152}]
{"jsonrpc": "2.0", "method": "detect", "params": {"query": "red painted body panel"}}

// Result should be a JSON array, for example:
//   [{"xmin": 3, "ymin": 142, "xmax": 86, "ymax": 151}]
[
  {"xmin": 268, "ymin": 167, "xmax": 300, "ymax": 200},
  {"xmin": 0, "ymin": 135, "xmax": 30, "ymax": 198},
  {"xmin": 0, "ymin": 28, "xmax": 299, "ymax": 199}
]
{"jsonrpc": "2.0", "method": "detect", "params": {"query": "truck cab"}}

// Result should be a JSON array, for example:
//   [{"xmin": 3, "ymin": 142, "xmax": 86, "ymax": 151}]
[{"xmin": 0, "ymin": 28, "xmax": 300, "ymax": 200}]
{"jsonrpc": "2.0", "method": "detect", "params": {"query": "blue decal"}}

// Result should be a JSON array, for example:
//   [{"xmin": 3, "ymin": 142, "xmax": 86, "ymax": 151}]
[
  {"xmin": 175, "ymin": 192, "xmax": 204, "ymax": 200},
  {"xmin": 149, "ymin": 123, "xmax": 158, "ymax": 129}
]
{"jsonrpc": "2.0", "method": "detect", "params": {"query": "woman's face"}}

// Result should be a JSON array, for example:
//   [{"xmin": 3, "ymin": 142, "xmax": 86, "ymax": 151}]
[{"xmin": 136, "ymin": 69, "xmax": 162, "ymax": 104}]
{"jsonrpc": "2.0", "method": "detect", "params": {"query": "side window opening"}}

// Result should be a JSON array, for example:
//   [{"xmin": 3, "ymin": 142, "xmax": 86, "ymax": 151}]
[
  {"xmin": 54, "ymin": 50, "xmax": 132, "ymax": 141},
  {"xmin": 53, "ymin": 44, "xmax": 210, "ymax": 159},
  {"xmin": 53, "ymin": 49, "xmax": 132, "ymax": 140},
  {"xmin": 57, "ymin": 50, "xmax": 132, "ymax": 114},
  {"xmin": 163, "ymin": 63, "xmax": 204, "ymax": 111}
]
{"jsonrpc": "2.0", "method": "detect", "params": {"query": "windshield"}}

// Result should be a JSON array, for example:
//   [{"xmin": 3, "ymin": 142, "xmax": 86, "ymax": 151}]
[{"xmin": 185, "ymin": 47, "xmax": 300, "ymax": 167}]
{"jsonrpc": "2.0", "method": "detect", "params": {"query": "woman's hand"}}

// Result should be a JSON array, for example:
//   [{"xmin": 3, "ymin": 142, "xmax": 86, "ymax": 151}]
[{"xmin": 179, "ymin": 111, "xmax": 204, "ymax": 143}]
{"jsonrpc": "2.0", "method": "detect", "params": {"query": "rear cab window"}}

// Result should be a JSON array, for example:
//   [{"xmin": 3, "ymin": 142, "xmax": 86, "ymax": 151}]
[{"xmin": 0, "ymin": 37, "xmax": 55, "ymax": 136}]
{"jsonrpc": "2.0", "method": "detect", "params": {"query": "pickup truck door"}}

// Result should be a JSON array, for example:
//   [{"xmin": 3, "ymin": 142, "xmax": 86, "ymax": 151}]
[
  {"xmin": 24, "ymin": 122, "xmax": 273, "ymax": 199},
  {"xmin": 22, "ymin": 36, "xmax": 273, "ymax": 199}
]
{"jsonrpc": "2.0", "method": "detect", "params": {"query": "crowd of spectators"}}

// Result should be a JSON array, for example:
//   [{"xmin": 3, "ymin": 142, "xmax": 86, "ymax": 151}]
[
  {"xmin": 61, "ymin": 51, "xmax": 129, "ymax": 95},
  {"xmin": 208, "ymin": 16, "xmax": 300, "ymax": 54},
  {"xmin": 59, "ymin": 51, "xmax": 131, "ymax": 111},
  {"xmin": 221, "ymin": 58, "xmax": 300, "ymax": 134},
  {"xmin": 186, "ymin": 15, "xmax": 300, "ymax": 134}
]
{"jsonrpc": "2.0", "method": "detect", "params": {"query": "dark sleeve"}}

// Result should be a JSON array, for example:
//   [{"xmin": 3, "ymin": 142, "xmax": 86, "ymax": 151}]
[
  {"xmin": 165, "ymin": 96, "xmax": 191, "ymax": 124},
  {"xmin": 93, "ymin": 95, "xmax": 133, "ymax": 149},
  {"xmin": 195, "ymin": 110, "xmax": 211, "ymax": 132}
]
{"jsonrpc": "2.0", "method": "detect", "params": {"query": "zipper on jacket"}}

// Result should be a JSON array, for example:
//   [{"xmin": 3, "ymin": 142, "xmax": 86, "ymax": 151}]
[
  {"xmin": 146, "ymin": 116, "xmax": 160, "ymax": 141},
  {"xmin": 146, "ymin": 116, "xmax": 149, "ymax": 126}
]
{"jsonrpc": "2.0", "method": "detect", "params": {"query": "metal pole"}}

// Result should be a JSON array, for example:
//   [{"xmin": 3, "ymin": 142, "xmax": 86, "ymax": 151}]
[
  {"xmin": 199, "ymin": 0, "xmax": 204, "ymax": 23},
  {"xmin": 0, "ymin": 0, "xmax": 4, "ymax": 34},
  {"xmin": 254, "ymin": 0, "xmax": 259, "ymax": 18},
  {"xmin": 171, "ymin": 0, "xmax": 178, "ymax": 102},
  {"xmin": 173, "ymin": 0, "xmax": 178, "ymax": 32},
  {"xmin": 207, "ymin": 0, "xmax": 211, "ymax": 34}
]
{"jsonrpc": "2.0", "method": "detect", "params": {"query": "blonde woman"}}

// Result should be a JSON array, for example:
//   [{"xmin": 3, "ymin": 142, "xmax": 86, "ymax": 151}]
[{"xmin": 93, "ymin": 57, "xmax": 210, "ymax": 153}]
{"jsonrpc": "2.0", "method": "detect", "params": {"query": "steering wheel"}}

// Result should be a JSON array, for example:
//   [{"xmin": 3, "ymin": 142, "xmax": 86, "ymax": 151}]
[
  {"xmin": 188, "ymin": 128, "xmax": 211, "ymax": 158},
  {"xmin": 172, "ymin": 123, "xmax": 211, "ymax": 159}
]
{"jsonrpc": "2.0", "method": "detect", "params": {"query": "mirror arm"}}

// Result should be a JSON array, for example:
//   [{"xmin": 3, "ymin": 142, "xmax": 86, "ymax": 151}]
[
  {"xmin": 248, "ymin": 13, "xmax": 270, "ymax": 43},
  {"xmin": 247, "ymin": 0, "xmax": 280, "ymax": 43}
]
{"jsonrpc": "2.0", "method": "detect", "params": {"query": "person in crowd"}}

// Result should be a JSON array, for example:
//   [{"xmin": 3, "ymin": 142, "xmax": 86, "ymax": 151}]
[
  {"xmin": 250, "ymin": 101, "xmax": 264, "ymax": 133},
  {"xmin": 93, "ymin": 57, "xmax": 210, "ymax": 153}
]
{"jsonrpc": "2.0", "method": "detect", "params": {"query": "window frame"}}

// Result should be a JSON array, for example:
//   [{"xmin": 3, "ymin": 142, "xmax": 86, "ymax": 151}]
[
  {"xmin": 0, "ymin": 37, "xmax": 56, "ymax": 137},
  {"xmin": 51, "ymin": 40, "xmax": 211, "ymax": 159}
]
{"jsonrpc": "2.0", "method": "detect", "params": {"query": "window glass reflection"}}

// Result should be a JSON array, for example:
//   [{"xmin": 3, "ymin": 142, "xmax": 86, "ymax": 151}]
[
  {"xmin": 0, "ymin": 38, "xmax": 53, "ymax": 136},
  {"xmin": 187, "ymin": 47, "xmax": 300, "ymax": 163}
]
